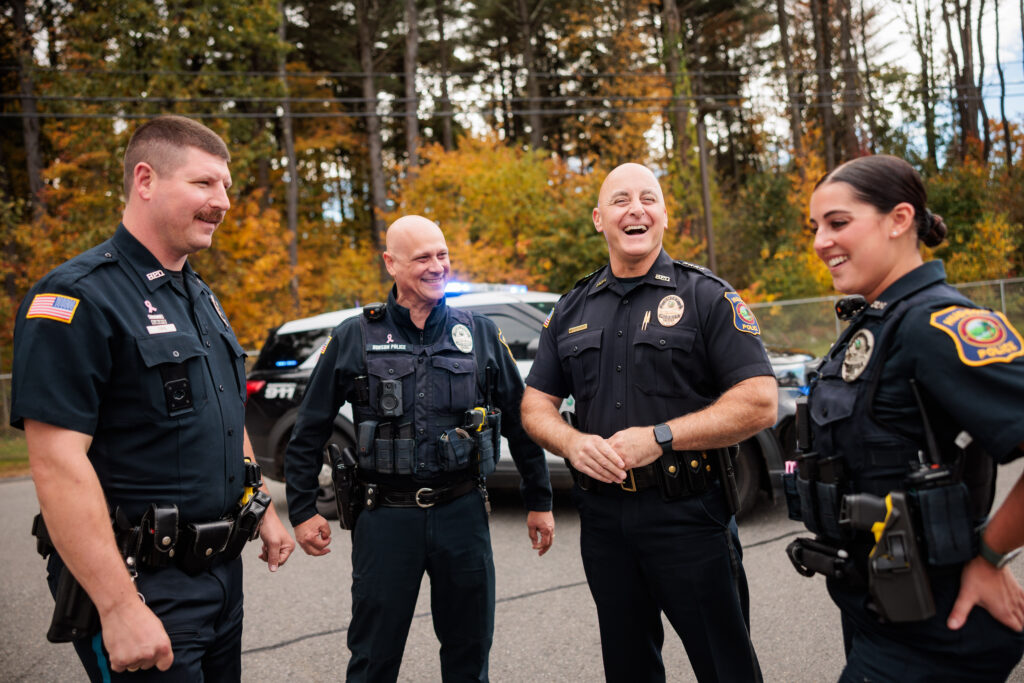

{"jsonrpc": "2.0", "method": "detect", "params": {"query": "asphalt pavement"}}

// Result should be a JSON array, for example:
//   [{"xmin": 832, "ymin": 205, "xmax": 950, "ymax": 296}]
[{"xmin": 3, "ymin": 460, "xmax": 1024, "ymax": 682}]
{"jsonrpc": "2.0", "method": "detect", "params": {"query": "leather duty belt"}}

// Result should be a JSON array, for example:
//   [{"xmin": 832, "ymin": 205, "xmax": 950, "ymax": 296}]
[{"xmin": 367, "ymin": 479, "xmax": 478, "ymax": 509}]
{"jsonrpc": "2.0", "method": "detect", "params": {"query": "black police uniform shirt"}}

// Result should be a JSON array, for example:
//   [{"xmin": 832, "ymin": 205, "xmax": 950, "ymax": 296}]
[
  {"xmin": 809, "ymin": 260, "xmax": 1024, "ymax": 499},
  {"xmin": 11, "ymin": 224, "xmax": 248, "ymax": 523},
  {"xmin": 526, "ymin": 249, "xmax": 775, "ymax": 436},
  {"xmin": 284, "ymin": 287, "xmax": 553, "ymax": 527}
]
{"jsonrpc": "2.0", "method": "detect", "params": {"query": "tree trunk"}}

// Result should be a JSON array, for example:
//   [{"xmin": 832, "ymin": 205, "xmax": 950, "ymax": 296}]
[
  {"xmin": 941, "ymin": 0, "xmax": 967, "ymax": 159},
  {"xmin": 996, "ymin": 0, "xmax": 1012, "ymax": 168},
  {"xmin": 662, "ymin": 0, "xmax": 691, "ymax": 165},
  {"xmin": 856, "ymin": 0, "xmax": 879, "ymax": 154},
  {"xmin": 404, "ymin": 0, "xmax": 420, "ymax": 171},
  {"xmin": 976, "ymin": 0, "xmax": 991, "ymax": 162},
  {"xmin": 515, "ymin": 0, "xmax": 544, "ymax": 149},
  {"xmin": 356, "ymin": 0, "xmax": 389, "ymax": 268},
  {"xmin": 838, "ymin": 0, "xmax": 860, "ymax": 158},
  {"xmin": 278, "ymin": 3, "xmax": 301, "ymax": 314},
  {"xmin": 436, "ymin": 0, "xmax": 454, "ymax": 151},
  {"xmin": 775, "ymin": 0, "xmax": 803, "ymax": 166},
  {"xmin": 811, "ymin": 0, "xmax": 836, "ymax": 169},
  {"xmin": 11, "ymin": 0, "xmax": 46, "ymax": 219},
  {"xmin": 909, "ymin": 0, "xmax": 937, "ymax": 167}
]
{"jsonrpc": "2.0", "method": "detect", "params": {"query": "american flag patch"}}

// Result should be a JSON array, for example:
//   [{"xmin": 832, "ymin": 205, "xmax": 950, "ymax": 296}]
[
  {"xmin": 26, "ymin": 293, "xmax": 80, "ymax": 323},
  {"xmin": 320, "ymin": 336, "xmax": 332, "ymax": 355}
]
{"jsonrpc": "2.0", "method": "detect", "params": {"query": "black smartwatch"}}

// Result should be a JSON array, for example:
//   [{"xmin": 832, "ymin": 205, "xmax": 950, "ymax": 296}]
[
  {"xmin": 653, "ymin": 423, "xmax": 673, "ymax": 456},
  {"xmin": 979, "ymin": 536, "xmax": 1022, "ymax": 569}
]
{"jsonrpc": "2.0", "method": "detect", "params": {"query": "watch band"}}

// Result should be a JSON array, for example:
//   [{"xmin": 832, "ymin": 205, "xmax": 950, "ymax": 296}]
[{"xmin": 979, "ymin": 536, "xmax": 1021, "ymax": 569}]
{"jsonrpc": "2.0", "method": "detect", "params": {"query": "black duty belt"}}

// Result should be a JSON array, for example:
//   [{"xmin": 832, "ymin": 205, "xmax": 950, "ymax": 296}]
[
  {"xmin": 367, "ymin": 478, "xmax": 478, "ymax": 509},
  {"xmin": 572, "ymin": 451, "xmax": 718, "ymax": 498}
]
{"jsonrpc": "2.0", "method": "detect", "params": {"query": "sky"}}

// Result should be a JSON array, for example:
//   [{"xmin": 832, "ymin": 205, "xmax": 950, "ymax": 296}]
[{"xmin": 881, "ymin": 1, "xmax": 1024, "ymax": 122}]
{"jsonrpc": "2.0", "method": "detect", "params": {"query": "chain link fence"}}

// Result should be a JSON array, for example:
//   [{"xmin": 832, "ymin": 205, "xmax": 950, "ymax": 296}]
[{"xmin": 749, "ymin": 277, "xmax": 1024, "ymax": 358}]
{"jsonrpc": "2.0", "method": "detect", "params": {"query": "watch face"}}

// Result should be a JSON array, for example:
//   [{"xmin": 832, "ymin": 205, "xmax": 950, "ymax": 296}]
[{"xmin": 654, "ymin": 424, "xmax": 672, "ymax": 446}]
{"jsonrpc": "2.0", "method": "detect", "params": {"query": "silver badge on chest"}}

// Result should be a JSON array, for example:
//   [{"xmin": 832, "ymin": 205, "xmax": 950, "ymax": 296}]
[
  {"xmin": 842, "ymin": 329, "xmax": 874, "ymax": 382},
  {"xmin": 451, "ymin": 323, "xmax": 474, "ymax": 353}
]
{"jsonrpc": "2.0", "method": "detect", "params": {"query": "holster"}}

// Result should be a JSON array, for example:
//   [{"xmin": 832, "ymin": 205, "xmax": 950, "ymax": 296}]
[
  {"xmin": 840, "ymin": 491, "xmax": 935, "ymax": 622},
  {"xmin": 329, "ymin": 444, "xmax": 364, "ymax": 531},
  {"xmin": 220, "ymin": 490, "xmax": 271, "ymax": 561},
  {"xmin": 31, "ymin": 514, "xmax": 101, "ymax": 643}
]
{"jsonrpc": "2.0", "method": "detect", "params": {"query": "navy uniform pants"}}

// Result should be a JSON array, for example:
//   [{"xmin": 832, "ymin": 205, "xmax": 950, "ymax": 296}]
[
  {"xmin": 47, "ymin": 555, "xmax": 244, "ymax": 682},
  {"xmin": 346, "ymin": 488, "xmax": 495, "ymax": 683},
  {"xmin": 572, "ymin": 483, "xmax": 761, "ymax": 683},
  {"xmin": 830, "ymin": 570, "xmax": 1024, "ymax": 682}
]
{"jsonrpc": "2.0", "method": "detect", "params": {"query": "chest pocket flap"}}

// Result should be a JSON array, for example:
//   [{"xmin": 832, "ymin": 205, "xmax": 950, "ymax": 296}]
[
  {"xmin": 632, "ymin": 326, "xmax": 697, "ymax": 396},
  {"xmin": 367, "ymin": 355, "xmax": 416, "ymax": 380},
  {"xmin": 432, "ymin": 355, "xmax": 476, "ymax": 411},
  {"xmin": 220, "ymin": 329, "xmax": 248, "ymax": 401},
  {"xmin": 136, "ymin": 333, "xmax": 208, "ymax": 367},
  {"xmin": 557, "ymin": 328, "xmax": 602, "ymax": 400},
  {"xmin": 809, "ymin": 380, "xmax": 856, "ymax": 426}
]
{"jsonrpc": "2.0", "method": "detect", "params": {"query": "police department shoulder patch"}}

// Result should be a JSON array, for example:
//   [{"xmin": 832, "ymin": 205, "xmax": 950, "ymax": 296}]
[
  {"xmin": 929, "ymin": 306, "xmax": 1024, "ymax": 366},
  {"xmin": 724, "ymin": 292, "xmax": 760, "ymax": 335}
]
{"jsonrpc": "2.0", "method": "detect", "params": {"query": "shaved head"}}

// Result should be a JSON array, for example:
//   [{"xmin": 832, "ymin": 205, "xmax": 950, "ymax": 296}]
[
  {"xmin": 598, "ymin": 163, "xmax": 665, "ymax": 208},
  {"xmin": 385, "ymin": 215, "xmax": 446, "ymax": 257},
  {"xmin": 383, "ymin": 215, "xmax": 451, "ymax": 318},
  {"xmin": 592, "ymin": 162, "xmax": 668, "ymax": 277}
]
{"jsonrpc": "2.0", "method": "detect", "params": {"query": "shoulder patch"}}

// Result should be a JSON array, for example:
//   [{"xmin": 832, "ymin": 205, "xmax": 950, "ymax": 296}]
[
  {"xmin": 542, "ymin": 306, "xmax": 554, "ymax": 328},
  {"xmin": 319, "ymin": 335, "xmax": 332, "ymax": 355},
  {"xmin": 724, "ymin": 292, "xmax": 760, "ymax": 336},
  {"xmin": 929, "ymin": 306, "xmax": 1024, "ymax": 366},
  {"xmin": 26, "ymin": 293, "xmax": 80, "ymax": 324}
]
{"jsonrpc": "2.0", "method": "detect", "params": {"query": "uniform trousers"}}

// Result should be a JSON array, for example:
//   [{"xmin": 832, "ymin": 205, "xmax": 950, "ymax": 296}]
[
  {"xmin": 48, "ymin": 555, "xmax": 244, "ymax": 682},
  {"xmin": 346, "ymin": 488, "xmax": 494, "ymax": 683},
  {"xmin": 830, "ymin": 570, "xmax": 1024, "ymax": 682},
  {"xmin": 572, "ymin": 483, "xmax": 761, "ymax": 683}
]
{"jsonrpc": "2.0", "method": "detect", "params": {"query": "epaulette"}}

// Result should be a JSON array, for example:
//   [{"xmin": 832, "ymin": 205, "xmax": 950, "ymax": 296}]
[
  {"xmin": 673, "ymin": 259, "xmax": 732, "ymax": 288},
  {"xmin": 362, "ymin": 302, "xmax": 386, "ymax": 320},
  {"xmin": 673, "ymin": 259, "xmax": 711, "ymax": 275},
  {"xmin": 570, "ymin": 267, "xmax": 603, "ymax": 291}
]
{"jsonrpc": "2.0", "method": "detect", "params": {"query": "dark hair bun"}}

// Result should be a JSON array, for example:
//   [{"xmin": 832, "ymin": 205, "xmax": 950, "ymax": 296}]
[{"xmin": 922, "ymin": 210, "xmax": 947, "ymax": 247}]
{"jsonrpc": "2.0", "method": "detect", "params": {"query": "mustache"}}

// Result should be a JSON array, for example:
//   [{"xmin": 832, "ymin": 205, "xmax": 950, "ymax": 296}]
[{"xmin": 196, "ymin": 210, "xmax": 225, "ymax": 224}]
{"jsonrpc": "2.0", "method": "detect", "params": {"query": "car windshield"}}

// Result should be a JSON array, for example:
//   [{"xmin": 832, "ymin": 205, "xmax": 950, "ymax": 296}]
[{"xmin": 254, "ymin": 329, "xmax": 330, "ymax": 371}]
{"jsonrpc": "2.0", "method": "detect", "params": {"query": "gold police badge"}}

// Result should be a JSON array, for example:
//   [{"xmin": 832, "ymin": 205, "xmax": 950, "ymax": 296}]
[{"xmin": 657, "ymin": 295, "xmax": 685, "ymax": 327}]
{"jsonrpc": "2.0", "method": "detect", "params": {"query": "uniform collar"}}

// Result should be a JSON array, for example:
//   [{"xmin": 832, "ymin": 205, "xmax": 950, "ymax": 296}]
[
  {"xmin": 112, "ymin": 224, "xmax": 195, "ymax": 293},
  {"xmin": 588, "ymin": 249, "xmax": 677, "ymax": 296},
  {"xmin": 386, "ymin": 286, "xmax": 448, "ymax": 342},
  {"xmin": 863, "ymin": 260, "xmax": 947, "ymax": 317}
]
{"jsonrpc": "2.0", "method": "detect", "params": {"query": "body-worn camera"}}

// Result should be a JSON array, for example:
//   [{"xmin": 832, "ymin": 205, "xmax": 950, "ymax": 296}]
[{"xmin": 378, "ymin": 379, "xmax": 403, "ymax": 417}]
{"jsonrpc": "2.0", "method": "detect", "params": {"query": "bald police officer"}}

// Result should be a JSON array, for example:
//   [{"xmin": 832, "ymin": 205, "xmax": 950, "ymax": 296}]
[
  {"xmin": 11, "ymin": 115, "xmax": 294, "ymax": 680},
  {"xmin": 521, "ymin": 163, "xmax": 777, "ymax": 682},
  {"xmin": 285, "ymin": 215, "xmax": 554, "ymax": 682}
]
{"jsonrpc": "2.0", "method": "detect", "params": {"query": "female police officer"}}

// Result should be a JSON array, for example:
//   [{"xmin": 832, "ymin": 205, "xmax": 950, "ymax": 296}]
[{"xmin": 792, "ymin": 154, "xmax": 1024, "ymax": 681}]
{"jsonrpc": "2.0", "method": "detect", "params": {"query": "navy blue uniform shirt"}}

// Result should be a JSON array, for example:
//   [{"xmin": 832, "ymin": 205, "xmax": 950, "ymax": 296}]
[
  {"xmin": 285, "ymin": 288, "xmax": 552, "ymax": 526},
  {"xmin": 526, "ymin": 249, "xmax": 774, "ymax": 434},
  {"xmin": 812, "ymin": 260, "xmax": 1024, "ymax": 475},
  {"xmin": 11, "ymin": 224, "xmax": 247, "ymax": 522}
]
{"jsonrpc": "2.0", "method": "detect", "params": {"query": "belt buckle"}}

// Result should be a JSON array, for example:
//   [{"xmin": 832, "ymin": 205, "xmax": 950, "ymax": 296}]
[
  {"xmin": 620, "ymin": 469, "xmax": 637, "ymax": 493},
  {"xmin": 415, "ymin": 487, "xmax": 436, "ymax": 508}
]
